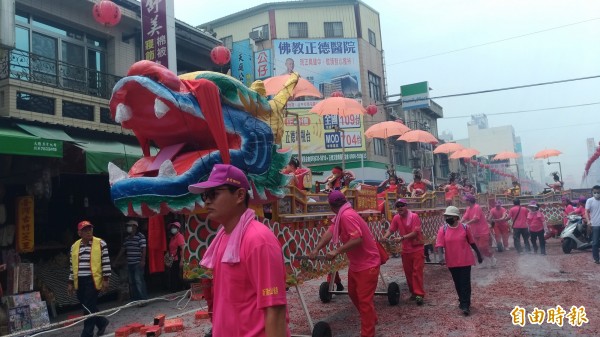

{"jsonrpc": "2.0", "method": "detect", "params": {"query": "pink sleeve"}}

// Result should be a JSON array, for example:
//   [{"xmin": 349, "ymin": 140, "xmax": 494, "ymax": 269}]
[
  {"xmin": 435, "ymin": 227, "xmax": 444, "ymax": 248},
  {"xmin": 389, "ymin": 215, "xmax": 399, "ymax": 232},
  {"xmin": 246, "ymin": 243, "xmax": 288, "ymax": 310},
  {"xmin": 177, "ymin": 234, "xmax": 185, "ymax": 247},
  {"xmin": 411, "ymin": 214, "xmax": 422, "ymax": 233}
]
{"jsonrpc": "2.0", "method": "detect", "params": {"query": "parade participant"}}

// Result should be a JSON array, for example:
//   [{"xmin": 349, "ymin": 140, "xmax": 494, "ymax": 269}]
[
  {"xmin": 488, "ymin": 200, "xmax": 510, "ymax": 252},
  {"xmin": 377, "ymin": 175, "xmax": 401, "ymax": 215},
  {"xmin": 461, "ymin": 194, "xmax": 495, "ymax": 267},
  {"xmin": 461, "ymin": 180, "xmax": 476, "ymax": 196},
  {"xmin": 585, "ymin": 185, "xmax": 600, "ymax": 264},
  {"xmin": 166, "ymin": 221, "xmax": 185, "ymax": 292},
  {"xmin": 570, "ymin": 197, "xmax": 587, "ymax": 216},
  {"xmin": 115, "ymin": 220, "xmax": 148, "ymax": 301},
  {"xmin": 282, "ymin": 157, "xmax": 312, "ymax": 191},
  {"xmin": 321, "ymin": 166, "xmax": 355, "ymax": 192},
  {"xmin": 507, "ymin": 180, "xmax": 521, "ymax": 197},
  {"xmin": 526, "ymin": 201, "xmax": 548, "ymax": 255},
  {"xmin": 67, "ymin": 221, "xmax": 111, "ymax": 337},
  {"xmin": 546, "ymin": 172, "xmax": 563, "ymax": 192},
  {"xmin": 407, "ymin": 169, "xmax": 431, "ymax": 197},
  {"xmin": 189, "ymin": 164, "xmax": 289, "ymax": 337},
  {"xmin": 509, "ymin": 199, "xmax": 530, "ymax": 254},
  {"xmin": 382, "ymin": 198, "xmax": 425, "ymax": 305},
  {"xmin": 444, "ymin": 176, "xmax": 461, "ymax": 205},
  {"xmin": 310, "ymin": 191, "xmax": 380, "ymax": 337},
  {"xmin": 435, "ymin": 206, "xmax": 483, "ymax": 316},
  {"xmin": 562, "ymin": 197, "xmax": 575, "ymax": 225}
]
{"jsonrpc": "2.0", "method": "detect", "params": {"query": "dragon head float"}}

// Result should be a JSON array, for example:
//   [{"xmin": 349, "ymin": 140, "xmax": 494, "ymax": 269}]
[{"xmin": 108, "ymin": 60, "xmax": 299, "ymax": 217}]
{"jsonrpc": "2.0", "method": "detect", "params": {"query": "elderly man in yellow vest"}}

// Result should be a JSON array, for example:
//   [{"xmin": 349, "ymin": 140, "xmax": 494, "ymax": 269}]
[{"xmin": 67, "ymin": 220, "xmax": 111, "ymax": 337}]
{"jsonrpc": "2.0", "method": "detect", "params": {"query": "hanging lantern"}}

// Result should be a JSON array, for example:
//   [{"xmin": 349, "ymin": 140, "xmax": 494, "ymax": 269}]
[
  {"xmin": 210, "ymin": 45, "xmax": 231, "ymax": 66},
  {"xmin": 92, "ymin": 0, "xmax": 122, "ymax": 27},
  {"xmin": 366, "ymin": 104, "xmax": 378, "ymax": 116},
  {"xmin": 331, "ymin": 91, "xmax": 344, "ymax": 97}
]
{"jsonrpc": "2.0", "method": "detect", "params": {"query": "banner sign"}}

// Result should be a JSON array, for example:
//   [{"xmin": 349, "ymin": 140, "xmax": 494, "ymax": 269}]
[
  {"xmin": 141, "ymin": 0, "xmax": 176, "ymax": 72},
  {"xmin": 231, "ymin": 40, "xmax": 254, "ymax": 86},
  {"xmin": 254, "ymin": 49, "xmax": 272, "ymax": 80},
  {"xmin": 401, "ymin": 81, "xmax": 430, "ymax": 111},
  {"xmin": 16, "ymin": 196, "xmax": 34, "ymax": 253}
]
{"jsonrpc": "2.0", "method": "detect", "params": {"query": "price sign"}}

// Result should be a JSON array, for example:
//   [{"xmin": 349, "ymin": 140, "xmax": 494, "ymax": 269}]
[
  {"xmin": 322, "ymin": 115, "xmax": 362, "ymax": 130},
  {"xmin": 324, "ymin": 131, "xmax": 363, "ymax": 149}
]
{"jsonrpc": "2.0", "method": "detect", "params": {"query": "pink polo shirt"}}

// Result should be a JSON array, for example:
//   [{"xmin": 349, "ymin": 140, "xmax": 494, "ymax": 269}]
[
  {"xmin": 572, "ymin": 206, "xmax": 585, "ymax": 216},
  {"xmin": 564, "ymin": 205, "xmax": 575, "ymax": 224},
  {"xmin": 462, "ymin": 204, "xmax": 489, "ymax": 236},
  {"xmin": 329, "ymin": 209, "xmax": 380, "ymax": 272},
  {"xmin": 168, "ymin": 232, "xmax": 185, "ymax": 261},
  {"xmin": 212, "ymin": 220, "xmax": 290, "ymax": 337},
  {"xmin": 389, "ymin": 212, "xmax": 424, "ymax": 254},
  {"xmin": 435, "ymin": 224, "xmax": 476, "ymax": 268},
  {"xmin": 489, "ymin": 207, "xmax": 508, "ymax": 227},
  {"xmin": 509, "ymin": 206, "xmax": 529, "ymax": 229},
  {"xmin": 527, "ymin": 211, "xmax": 545, "ymax": 232}
]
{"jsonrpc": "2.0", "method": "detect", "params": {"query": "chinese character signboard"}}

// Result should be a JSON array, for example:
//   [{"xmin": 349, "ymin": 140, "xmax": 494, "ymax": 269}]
[
  {"xmin": 400, "ymin": 81, "xmax": 430, "ymax": 111},
  {"xmin": 141, "ymin": 0, "xmax": 176, "ymax": 73},
  {"xmin": 282, "ymin": 108, "xmax": 366, "ymax": 164},
  {"xmin": 16, "ymin": 196, "xmax": 34, "ymax": 253},
  {"xmin": 254, "ymin": 49, "xmax": 272, "ymax": 80},
  {"xmin": 231, "ymin": 40, "xmax": 254, "ymax": 86},
  {"xmin": 273, "ymin": 39, "xmax": 361, "ymax": 99}
]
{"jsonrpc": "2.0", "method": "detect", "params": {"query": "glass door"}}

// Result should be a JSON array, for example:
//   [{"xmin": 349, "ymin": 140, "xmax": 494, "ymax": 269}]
[
  {"xmin": 31, "ymin": 32, "xmax": 57, "ymax": 85},
  {"xmin": 61, "ymin": 41, "xmax": 85, "ymax": 92}
]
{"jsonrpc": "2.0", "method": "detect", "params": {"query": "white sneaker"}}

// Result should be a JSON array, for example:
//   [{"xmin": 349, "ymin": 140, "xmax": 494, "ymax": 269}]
[
  {"xmin": 479, "ymin": 259, "xmax": 488, "ymax": 269},
  {"xmin": 491, "ymin": 256, "xmax": 497, "ymax": 268}
]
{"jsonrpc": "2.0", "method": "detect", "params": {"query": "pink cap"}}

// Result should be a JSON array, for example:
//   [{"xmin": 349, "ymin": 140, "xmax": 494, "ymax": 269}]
[
  {"xmin": 188, "ymin": 164, "xmax": 250, "ymax": 193},
  {"xmin": 169, "ymin": 221, "xmax": 181, "ymax": 229},
  {"xmin": 528, "ymin": 200, "xmax": 538, "ymax": 207}
]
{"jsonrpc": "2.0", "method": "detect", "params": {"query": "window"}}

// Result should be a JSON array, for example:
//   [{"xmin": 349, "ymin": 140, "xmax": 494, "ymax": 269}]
[
  {"xmin": 374, "ymin": 138, "xmax": 387, "ymax": 156},
  {"xmin": 16, "ymin": 91, "xmax": 55, "ymax": 115},
  {"xmin": 62, "ymin": 101, "xmax": 94, "ymax": 121},
  {"xmin": 221, "ymin": 35, "xmax": 233, "ymax": 50},
  {"xmin": 368, "ymin": 72, "xmax": 382, "ymax": 102},
  {"xmin": 100, "ymin": 107, "xmax": 117, "ymax": 125},
  {"xmin": 324, "ymin": 22, "xmax": 343, "ymax": 38},
  {"xmin": 368, "ymin": 29, "xmax": 376, "ymax": 47},
  {"xmin": 289, "ymin": 22, "xmax": 308, "ymax": 38}
]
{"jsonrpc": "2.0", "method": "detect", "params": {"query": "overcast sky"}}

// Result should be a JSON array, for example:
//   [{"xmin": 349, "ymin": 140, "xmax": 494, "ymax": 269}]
[{"xmin": 171, "ymin": 0, "xmax": 600, "ymax": 186}]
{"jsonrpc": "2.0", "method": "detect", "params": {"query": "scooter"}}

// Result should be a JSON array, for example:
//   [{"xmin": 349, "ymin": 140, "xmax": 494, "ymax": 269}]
[{"xmin": 560, "ymin": 215, "xmax": 591, "ymax": 254}]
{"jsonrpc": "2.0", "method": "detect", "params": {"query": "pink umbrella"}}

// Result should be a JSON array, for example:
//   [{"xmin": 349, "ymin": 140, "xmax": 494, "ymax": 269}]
[
  {"xmin": 310, "ymin": 97, "xmax": 366, "ymax": 117},
  {"xmin": 534, "ymin": 149, "xmax": 562, "ymax": 160},
  {"xmin": 263, "ymin": 74, "xmax": 322, "ymax": 98},
  {"xmin": 365, "ymin": 121, "xmax": 411, "ymax": 139},
  {"xmin": 449, "ymin": 148, "xmax": 480, "ymax": 159},
  {"xmin": 492, "ymin": 151, "xmax": 520, "ymax": 161},
  {"xmin": 433, "ymin": 142, "xmax": 464, "ymax": 154},
  {"xmin": 397, "ymin": 130, "xmax": 438, "ymax": 144}
]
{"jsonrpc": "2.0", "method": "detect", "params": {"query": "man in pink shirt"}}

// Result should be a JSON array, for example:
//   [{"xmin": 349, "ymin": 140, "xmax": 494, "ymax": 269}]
[
  {"xmin": 310, "ymin": 191, "xmax": 380, "ymax": 337},
  {"xmin": 461, "ymin": 194, "xmax": 496, "ymax": 267},
  {"xmin": 188, "ymin": 164, "xmax": 289, "ymax": 337},
  {"xmin": 488, "ymin": 201, "xmax": 510, "ymax": 252},
  {"xmin": 382, "ymin": 198, "xmax": 425, "ymax": 305},
  {"xmin": 509, "ymin": 198, "xmax": 530, "ymax": 254}
]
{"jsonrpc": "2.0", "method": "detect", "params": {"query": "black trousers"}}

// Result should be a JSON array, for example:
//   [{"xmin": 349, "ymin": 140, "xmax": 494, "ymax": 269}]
[
  {"xmin": 449, "ymin": 266, "xmax": 471, "ymax": 309},
  {"xmin": 513, "ymin": 228, "xmax": 531, "ymax": 253},
  {"xmin": 529, "ymin": 230, "xmax": 546, "ymax": 254},
  {"xmin": 168, "ymin": 260, "xmax": 184, "ymax": 292},
  {"xmin": 76, "ymin": 276, "xmax": 108, "ymax": 337}
]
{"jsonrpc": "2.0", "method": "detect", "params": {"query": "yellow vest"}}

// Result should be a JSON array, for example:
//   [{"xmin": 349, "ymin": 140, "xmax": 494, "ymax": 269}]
[{"xmin": 71, "ymin": 237, "xmax": 103, "ymax": 290}]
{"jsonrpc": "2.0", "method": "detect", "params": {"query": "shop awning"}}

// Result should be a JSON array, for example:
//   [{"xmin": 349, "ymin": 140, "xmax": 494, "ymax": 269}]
[
  {"xmin": 0, "ymin": 126, "xmax": 63, "ymax": 158},
  {"xmin": 73, "ymin": 138, "xmax": 150, "ymax": 174},
  {"xmin": 17, "ymin": 123, "xmax": 77, "ymax": 142}
]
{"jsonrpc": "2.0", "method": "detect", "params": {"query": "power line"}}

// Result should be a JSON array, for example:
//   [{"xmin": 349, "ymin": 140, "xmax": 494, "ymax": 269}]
[
  {"xmin": 443, "ymin": 101, "xmax": 600, "ymax": 119},
  {"xmin": 387, "ymin": 17, "xmax": 600, "ymax": 66}
]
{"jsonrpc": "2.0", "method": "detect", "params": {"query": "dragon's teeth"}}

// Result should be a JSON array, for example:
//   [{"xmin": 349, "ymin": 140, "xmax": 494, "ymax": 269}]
[
  {"xmin": 115, "ymin": 103, "xmax": 132, "ymax": 123},
  {"xmin": 158, "ymin": 160, "xmax": 177, "ymax": 177},
  {"xmin": 154, "ymin": 98, "xmax": 169, "ymax": 119},
  {"xmin": 108, "ymin": 162, "xmax": 128, "ymax": 185}
]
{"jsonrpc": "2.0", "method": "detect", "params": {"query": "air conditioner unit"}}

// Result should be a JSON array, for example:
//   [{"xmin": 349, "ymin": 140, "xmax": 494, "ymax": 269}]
[{"xmin": 249, "ymin": 29, "xmax": 266, "ymax": 42}]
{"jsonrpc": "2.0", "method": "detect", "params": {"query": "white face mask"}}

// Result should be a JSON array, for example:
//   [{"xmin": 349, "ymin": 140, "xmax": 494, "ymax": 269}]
[
  {"xmin": 594, "ymin": 192, "xmax": 600, "ymax": 199},
  {"xmin": 126, "ymin": 226, "xmax": 133, "ymax": 233},
  {"xmin": 170, "ymin": 228, "xmax": 178, "ymax": 234}
]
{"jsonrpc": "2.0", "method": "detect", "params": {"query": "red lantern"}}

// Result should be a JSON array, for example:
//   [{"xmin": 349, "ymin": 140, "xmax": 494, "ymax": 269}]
[
  {"xmin": 366, "ymin": 104, "xmax": 378, "ymax": 116},
  {"xmin": 93, "ymin": 0, "xmax": 122, "ymax": 27},
  {"xmin": 331, "ymin": 91, "xmax": 344, "ymax": 97},
  {"xmin": 210, "ymin": 45, "xmax": 231, "ymax": 66}
]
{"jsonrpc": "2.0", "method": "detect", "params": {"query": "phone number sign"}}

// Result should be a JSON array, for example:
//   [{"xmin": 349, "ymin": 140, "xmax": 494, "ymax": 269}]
[{"xmin": 324, "ymin": 131, "xmax": 363, "ymax": 149}]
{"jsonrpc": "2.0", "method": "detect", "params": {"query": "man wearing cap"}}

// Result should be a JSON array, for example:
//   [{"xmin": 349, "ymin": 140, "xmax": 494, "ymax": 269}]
[
  {"xmin": 188, "ymin": 164, "xmax": 289, "ymax": 337},
  {"xmin": 461, "ymin": 194, "xmax": 496, "ymax": 267},
  {"xmin": 488, "ymin": 201, "xmax": 510, "ymax": 252},
  {"xmin": 167, "ymin": 221, "xmax": 186, "ymax": 292},
  {"xmin": 67, "ymin": 221, "xmax": 111, "ymax": 337},
  {"xmin": 309, "ymin": 191, "xmax": 380, "ymax": 337},
  {"xmin": 526, "ymin": 201, "xmax": 548, "ymax": 255},
  {"xmin": 115, "ymin": 219, "xmax": 148, "ymax": 301},
  {"xmin": 383, "ymin": 198, "xmax": 426, "ymax": 305},
  {"xmin": 509, "ymin": 199, "xmax": 530, "ymax": 254}
]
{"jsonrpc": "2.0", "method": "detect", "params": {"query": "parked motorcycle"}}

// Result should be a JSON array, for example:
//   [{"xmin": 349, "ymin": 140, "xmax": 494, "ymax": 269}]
[{"xmin": 560, "ymin": 215, "xmax": 591, "ymax": 254}]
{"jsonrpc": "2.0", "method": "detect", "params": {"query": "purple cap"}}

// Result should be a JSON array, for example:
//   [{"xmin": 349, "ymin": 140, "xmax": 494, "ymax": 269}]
[
  {"xmin": 495, "ymin": 200, "xmax": 502, "ymax": 206},
  {"xmin": 528, "ymin": 200, "xmax": 538, "ymax": 207},
  {"xmin": 464, "ymin": 194, "xmax": 476, "ymax": 203},
  {"xmin": 188, "ymin": 164, "xmax": 250, "ymax": 194},
  {"xmin": 328, "ymin": 190, "xmax": 347, "ymax": 206},
  {"xmin": 395, "ymin": 198, "xmax": 408, "ymax": 207},
  {"xmin": 578, "ymin": 196, "xmax": 587, "ymax": 203}
]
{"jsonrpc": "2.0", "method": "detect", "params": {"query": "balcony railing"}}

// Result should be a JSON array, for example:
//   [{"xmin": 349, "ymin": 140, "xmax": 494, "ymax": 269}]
[{"xmin": 0, "ymin": 49, "xmax": 121, "ymax": 100}]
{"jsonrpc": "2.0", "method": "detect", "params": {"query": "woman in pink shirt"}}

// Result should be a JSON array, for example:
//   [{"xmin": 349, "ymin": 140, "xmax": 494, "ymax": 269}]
[
  {"xmin": 166, "ymin": 222, "xmax": 186, "ymax": 292},
  {"xmin": 570, "ymin": 197, "xmax": 587, "ymax": 217},
  {"xmin": 461, "ymin": 194, "xmax": 496, "ymax": 267},
  {"xmin": 444, "ymin": 178, "xmax": 461, "ymax": 205},
  {"xmin": 526, "ymin": 201, "xmax": 548, "ymax": 255},
  {"xmin": 562, "ymin": 197, "xmax": 575, "ymax": 225},
  {"xmin": 436, "ymin": 206, "xmax": 483, "ymax": 316},
  {"xmin": 488, "ymin": 201, "xmax": 510, "ymax": 252}
]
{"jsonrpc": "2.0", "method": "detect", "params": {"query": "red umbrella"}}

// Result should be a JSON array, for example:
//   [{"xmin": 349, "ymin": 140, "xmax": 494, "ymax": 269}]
[
  {"xmin": 449, "ymin": 148, "xmax": 480, "ymax": 159},
  {"xmin": 433, "ymin": 142, "xmax": 464, "ymax": 154},
  {"xmin": 492, "ymin": 151, "xmax": 520, "ymax": 161},
  {"xmin": 397, "ymin": 130, "xmax": 438, "ymax": 144},
  {"xmin": 365, "ymin": 121, "xmax": 411, "ymax": 139},
  {"xmin": 263, "ymin": 74, "xmax": 321, "ymax": 98},
  {"xmin": 534, "ymin": 149, "xmax": 562, "ymax": 160},
  {"xmin": 310, "ymin": 97, "xmax": 366, "ymax": 117}
]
